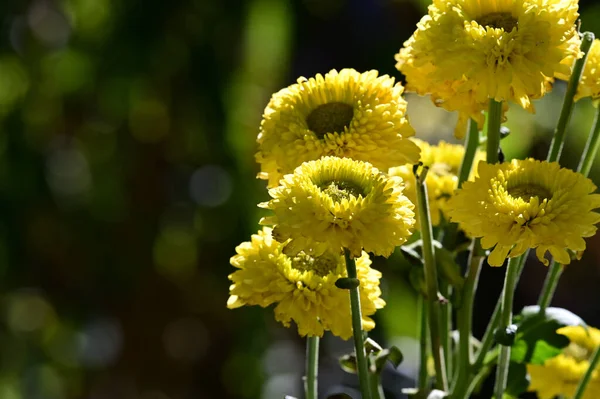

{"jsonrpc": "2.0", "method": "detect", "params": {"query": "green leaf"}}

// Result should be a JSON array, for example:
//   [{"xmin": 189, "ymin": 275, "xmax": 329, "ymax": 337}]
[
  {"xmin": 338, "ymin": 354, "xmax": 357, "ymax": 374},
  {"xmin": 511, "ymin": 306, "xmax": 587, "ymax": 365},
  {"xmin": 432, "ymin": 241, "xmax": 465, "ymax": 289},
  {"xmin": 505, "ymin": 362, "xmax": 529, "ymax": 397},
  {"xmin": 373, "ymin": 346, "xmax": 404, "ymax": 372}
]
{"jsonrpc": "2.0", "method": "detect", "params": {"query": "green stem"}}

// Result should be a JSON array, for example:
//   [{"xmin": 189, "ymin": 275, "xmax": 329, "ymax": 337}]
[
  {"xmin": 472, "ymin": 299, "xmax": 501, "ymax": 372},
  {"xmin": 305, "ymin": 336, "xmax": 319, "ymax": 399},
  {"xmin": 573, "ymin": 346, "xmax": 600, "ymax": 399},
  {"xmin": 440, "ymin": 281, "xmax": 452, "ymax": 380},
  {"xmin": 418, "ymin": 296, "xmax": 429, "ymax": 392},
  {"xmin": 344, "ymin": 249, "xmax": 372, "ymax": 399},
  {"xmin": 369, "ymin": 372, "xmax": 385, "ymax": 399},
  {"xmin": 458, "ymin": 119, "xmax": 481, "ymax": 187},
  {"xmin": 493, "ymin": 256, "xmax": 521, "ymax": 399},
  {"xmin": 443, "ymin": 119, "xmax": 480, "ymax": 250},
  {"xmin": 473, "ymin": 253, "xmax": 527, "ymax": 371},
  {"xmin": 578, "ymin": 107, "xmax": 600, "ymax": 176},
  {"xmin": 537, "ymin": 259, "xmax": 564, "ymax": 311},
  {"xmin": 547, "ymin": 31, "xmax": 595, "ymax": 163},
  {"xmin": 452, "ymin": 239, "xmax": 484, "ymax": 399},
  {"xmin": 415, "ymin": 166, "xmax": 448, "ymax": 392},
  {"xmin": 486, "ymin": 99, "xmax": 503, "ymax": 164}
]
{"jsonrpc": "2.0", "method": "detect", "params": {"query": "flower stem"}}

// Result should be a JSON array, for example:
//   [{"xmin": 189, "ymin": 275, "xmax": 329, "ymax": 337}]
[
  {"xmin": 440, "ymin": 281, "xmax": 452, "ymax": 379},
  {"xmin": 547, "ymin": 31, "xmax": 595, "ymax": 164},
  {"xmin": 473, "ymin": 253, "xmax": 527, "ymax": 371},
  {"xmin": 418, "ymin": 295, "xmax": 429, "ymax": 392},
  {"xmin": 472, "ymin": 299, "xmax": 500, "ymax": 371},
  {"xmin": 443, "ymin": 119, "xmax": 480, "ymax": 250},
  {"xmin": 415, "ymin": 165, "xmax": 448, "ymax": 392},
  {"xmin": 573, "ymin": 345, "xmax": 600, "ymax": 399},
  {"xmin": 537, "ymin": 259, "xmax": 564, "ymax": 311},
  {"xmin": 486, "ymin": 99, "xmax": 503, "ymax": 164},
  {"xmin": 305, "ymin": 336, "xmax": 319, "ymax": 399},
  {"xmin": 493, "ymin": 256, "xmax": 521, "ymax": 399},
  {"xmin": 452, "ymin": 239, "xmax": 484, "ymax": 399},
  {"xmin": 344, "ymin": 249, "xmax": 372, "ymax": 399},
  {"xmin": 578, "ymin": 107, "xmax": 600, "ymax": 176},
  {"xmin": 369, "ymin": 372, "xmax": 385, "ymax": 399},
  {"xmin": 458, "ymin": 119, "xmax": 480, "ymax": 187}
]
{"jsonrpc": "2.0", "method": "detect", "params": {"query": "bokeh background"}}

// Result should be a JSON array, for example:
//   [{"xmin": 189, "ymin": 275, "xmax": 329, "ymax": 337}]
[{"xmin": 2, "ymin": 0, "xmax": 600, "ymax": 398}]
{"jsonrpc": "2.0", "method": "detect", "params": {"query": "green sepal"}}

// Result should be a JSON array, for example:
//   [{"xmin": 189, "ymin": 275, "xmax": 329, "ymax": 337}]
[
  {"xmin": 335, "ymin": 277, "xmax": 359, "ymax": 290},
  {"xmin": 510, "ymin": 306, "xmax": 587, "ymax": 365}
]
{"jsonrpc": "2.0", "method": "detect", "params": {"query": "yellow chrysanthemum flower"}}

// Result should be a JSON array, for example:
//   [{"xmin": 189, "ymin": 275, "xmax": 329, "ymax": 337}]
[
  {"xmin": 260, "ymin": 156, "xmax": 416, "ymax": 257},
  {"xmin": 256, "ymin": 69, "xmax": 420, "ymax": 187},
  {"xmin": 528, "ymin": 326, "xmax": 600, "ymax": 399},
  {"xmin": 446, "ymin": 159, "xmax": 600, "ymax": 266},
  {"xmin": 227, "ymin": 227, "xmax": 385, "ymax": 339},
  {"xmin": 396, "ymin": 0, "xmax": 582, "ymax": 137},
  {"xmin": 389, "ymin": 139, "xmax": 485, "ymax": 227},
  {"xmin": 576, "ymin": 39, "xmax": 600, "ymax": 104}
]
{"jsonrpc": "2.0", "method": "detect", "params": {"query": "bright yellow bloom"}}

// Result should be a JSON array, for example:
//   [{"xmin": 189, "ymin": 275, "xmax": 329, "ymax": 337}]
[
  {"xmin": 389, "ymin": 139, "xmax": 485, "ymax": 227},
  {"xmin": 576, "ymin": 39, "xmax": 600, "ymax": 105},
  {"xmin": 227, "ymin": 227, "xmax": 385, "ymax": 339},
  {"xmin": 528, "ymin": 326, "xmax": 600, "ymax": 399},
  {"xmin": 260, "ymin": 156, "xmax": 415, "ymax": 257},
  {"xmin": 446, "ymin": 159, "xmax": 600, "ymax": 266},
  {"xmin": 256, "ymin": 69, "xmax": 420, "ymax": 187},
  {"xmin": 396, "ymin": 0, "xmax": 582, "ymax": 138}
]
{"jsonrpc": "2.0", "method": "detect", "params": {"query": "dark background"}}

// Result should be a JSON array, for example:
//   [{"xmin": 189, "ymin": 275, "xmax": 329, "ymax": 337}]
[{"xmin": 1, "ymin": 0, "xmax": 600, "ymax": 398}]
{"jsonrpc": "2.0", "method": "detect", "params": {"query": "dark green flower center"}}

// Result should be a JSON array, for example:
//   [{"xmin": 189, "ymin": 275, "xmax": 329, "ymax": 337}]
[
  {"xmin": 320, "ymin": 180, "xmax": 365, "ymax": 202},
  {"xmin": 507, "ymin": 184, "xmax": 552, "ymax": 201},
  {"xmin": 291, "ymin": 251, "xmax": 339, "ymax": 277},
  {"xmin": 306, "ymin": 102, "xmax": 354, "ymax": 139},
  {"xmin": 476, "ymin": 12, "xmax": 518, "ymax": 32}
]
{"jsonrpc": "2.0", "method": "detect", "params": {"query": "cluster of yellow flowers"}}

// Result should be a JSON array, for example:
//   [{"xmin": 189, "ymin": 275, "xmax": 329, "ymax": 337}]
[{"xmin": 227, "ymin": 0, "xmax": 600, "ymax": 395}]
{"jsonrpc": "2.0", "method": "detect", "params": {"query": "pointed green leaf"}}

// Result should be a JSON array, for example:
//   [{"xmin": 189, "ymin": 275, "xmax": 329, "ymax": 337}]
[{"xmin": 511, "ymin": 306, "xmax": 587, "ymax": 364}]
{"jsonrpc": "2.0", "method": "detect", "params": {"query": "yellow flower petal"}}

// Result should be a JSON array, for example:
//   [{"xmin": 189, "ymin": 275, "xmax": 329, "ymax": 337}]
[
  {"xmin": 257, "ymin": 69, "xmax": 420, "ymax": 187},
  {"xmin": 389, "ymin": 139, "xmax": 484, "ymax": 227},
  {"xmin": 227, "ymin": 227, "xmax": 385, "ymax": 339},
  {"xmin": 396, "ymin": 0, "xmax": 581, "ymax": 137},
  {"xmin": 446, "ymin": 159, "xmax": 600, "ymax": 267},
  {"xmin": 261, "ymin": 156, "xmax": 416, "ymax": 257}
]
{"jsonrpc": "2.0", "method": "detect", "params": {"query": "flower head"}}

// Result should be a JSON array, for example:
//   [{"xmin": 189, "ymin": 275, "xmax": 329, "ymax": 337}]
[
  {"xmin": 396, "ymin": 0, "xmax": 582, "ymax": 137},
  {"xmin": 389, "ymin": 139, "xmax": 485, "ymax": 226},
  {"xmin": 227, "ymin": 227, "xmax": 385, "ymax": 339},
  {"xmin": 260, "ymin": 156, "xmax": 416, "ymax": 257},
  {"xmin": 576, "ymin": 39, "xmax": 600, "ymax": 105},
  {"xmin": 446, "ymin": 159, "xmax": 600, "ymax": 266},
  {"xmin": 528, "ymin": 326, "xmax": 600, "ymax": 399},
  {"xmin": 256, "ymin": 69, "xmax": 420, "ymax": 187}
]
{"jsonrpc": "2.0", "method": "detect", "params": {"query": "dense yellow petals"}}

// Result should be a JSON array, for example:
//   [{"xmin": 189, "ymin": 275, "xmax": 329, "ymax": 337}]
[
  {"xmin": 576, "ymin": 39, "xmax": 600, "ymax": 104},
  {"xmin": 528, "ymin": 326, "xmax": 600, "ymax": 399},
  {"xmin": 256, "ymin": 69, "xmax": 420, "ymax": 187},
  {"xmin": 446, "ymin": 159, "xmax": 600, "ymax": 266},
  {"xmin": 227, "ymin": 227, "xmax": 385, "ymax": 339},
  {"xmin": 260, "ymin": 156, "xmax": 416, "ymax": 257},
  {"xmin": 389, "ymin": 139, "xmax": 484, "ymax": 227},
  {"xmin": 396, "ymin": 0, "xmax": 581, "ymax": 138}
]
